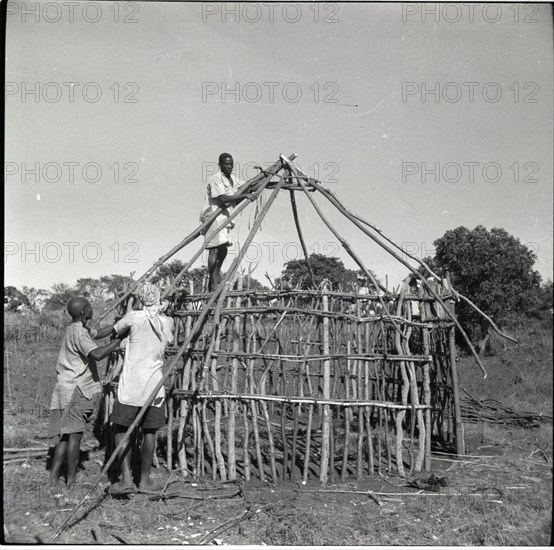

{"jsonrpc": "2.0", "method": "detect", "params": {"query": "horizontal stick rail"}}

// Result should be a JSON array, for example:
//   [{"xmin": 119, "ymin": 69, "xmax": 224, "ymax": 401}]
[
  {"xmin": 178, "ymin": 289, "xmax": 447, "ymax": 302},
  {"xmin": 165, "ymin": 348, "xmax": 432, "ymax": 363},
  {"xmin": 171, "ymin": 390, "xmax": 432, "ymax": 410},
  {"xmin": 172, "ymin": 307, "xmax": 452, "ymax": 326}
]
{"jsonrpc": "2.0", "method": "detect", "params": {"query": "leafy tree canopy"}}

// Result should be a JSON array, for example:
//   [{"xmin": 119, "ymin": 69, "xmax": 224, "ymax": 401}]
[
  {"xmin": 425, "ymin": 225, "xmax": 542, "ymax": 337},
  {"xmin": 4, "ymin": 286, "xmax": 30, "ymax": 311},
  {"xmin": 150, "ymin": 260, "xmax": 267, "ymax": 293},
  {"xmin": 151, "ymin": 260, "xmax": 209, "ymax": 293},
  {"xmin": 280, "ymin": 253, "xmax": 377, "ymax": 291}
]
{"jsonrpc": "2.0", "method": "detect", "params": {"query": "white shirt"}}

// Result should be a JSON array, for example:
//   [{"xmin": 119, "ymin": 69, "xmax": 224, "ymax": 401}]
[
  {"xmin": 114, "ymin": 309, "xmax": 175, "ymax": 407},
  {"xmin": 200, "ymin": 170, "xmax": 244, "ymax": 222}
]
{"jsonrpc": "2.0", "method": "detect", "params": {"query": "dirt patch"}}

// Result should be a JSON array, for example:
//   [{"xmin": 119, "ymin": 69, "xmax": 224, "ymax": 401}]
[{"xmin": 3, "ymin": 426, "xmax": 552, "ymax": 545}]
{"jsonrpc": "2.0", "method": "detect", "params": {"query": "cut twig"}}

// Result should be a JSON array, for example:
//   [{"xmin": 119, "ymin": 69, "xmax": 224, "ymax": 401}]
[
  {"xmin": 109, "ymin": 531, "xmax": 132, "ymax": 545},
  {"xmin": 90, "ymin": 524, "xmax": 106, "ymax": 543},
  {"xmin": 301, "ymin": 488, "xmax": 383, "ymax": 506},
  {"xmin": 198, "ymin": 503, "xmax": 276, "ymax": 545}
]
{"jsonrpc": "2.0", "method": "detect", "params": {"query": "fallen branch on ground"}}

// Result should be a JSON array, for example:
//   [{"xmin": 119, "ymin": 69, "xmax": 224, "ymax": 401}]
[
  {"xmin": 295, "ymin": 488, "xmax": 382, "ymax": 507},
  {"xmin": 198, "ymin": 503, "xmax": 276, "ymax": 545}
]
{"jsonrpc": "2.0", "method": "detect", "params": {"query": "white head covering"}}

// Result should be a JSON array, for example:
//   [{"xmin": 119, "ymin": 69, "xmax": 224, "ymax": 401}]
[
  {"xmin": 137, "ymin": 282, "xmax": 160, "ymax": 307},
  {"xmin": 136, "ymin": 282, "xmax": 168, "ymax": 342}
]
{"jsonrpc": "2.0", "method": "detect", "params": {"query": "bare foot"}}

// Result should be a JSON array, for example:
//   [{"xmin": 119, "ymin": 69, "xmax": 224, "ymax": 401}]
[
  {"xmin": 138, "ymin": 478, "xmax": 163, "ymax": 492},
  {"xmin": 138, "ymin": 478, "xmax": 154, "ymax": 491},
  {"xmin": 47, "ymin": 476, "xmax": 62, "ymax": 487}
]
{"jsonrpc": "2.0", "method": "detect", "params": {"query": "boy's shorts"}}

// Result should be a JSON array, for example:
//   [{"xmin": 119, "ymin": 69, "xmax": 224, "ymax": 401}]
[
  {"xmin": 48, "ymin": 387, "xmax": 100, "ymax": 445},
  {"xmin": 111, "ymin": 397, "xmax": 165, "ymax": 430},
  {"xmin": 203, "ymin": 212, "xmax": 233, "ymax": 249}
]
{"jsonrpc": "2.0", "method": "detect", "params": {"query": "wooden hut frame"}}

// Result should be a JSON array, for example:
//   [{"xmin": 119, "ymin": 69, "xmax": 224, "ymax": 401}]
[
  {"xmin": 55, "ymin": 153, "xmax": 515, "ymax": 537},
  {"xmin": 93, "ymin": 153, "xmax": 501, "ymax": 486}
]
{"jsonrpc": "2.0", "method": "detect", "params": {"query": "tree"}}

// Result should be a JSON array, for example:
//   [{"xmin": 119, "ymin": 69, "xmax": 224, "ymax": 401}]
[
  {"xmin": 427, "ymin": 225, "xmax": 542, "ymax": 347},
  {"xmin": 280, "ymin": 253, "xmax": 362, "ymax": 290},
  {"xmin": 44, "ymin": 283, "xmax": 75, "ymax": 311},
  {"xmin": 75, "ymin": 277, "xmax": 108, "ymax": 303},
  {"xmin": 151, "ymin": 260, "xmax": 209, "ymax": 293},
  {"xmin": 100, "ymin": 274, "xmax": 135, "ymax": 301},
  {"xmin": 4, "ymin": 286, "xmax": 30, "ymax": 311},
  {"xmin": 22, "ymin": 286, "xmax": 50, "ymax": 312},
  {"xmin": 526, "ymin": 280, "xmax": 553, "ymax": 323},
  {"xmin": 151, "ymin": 260, "xmax": 267, "ymax": 293}
]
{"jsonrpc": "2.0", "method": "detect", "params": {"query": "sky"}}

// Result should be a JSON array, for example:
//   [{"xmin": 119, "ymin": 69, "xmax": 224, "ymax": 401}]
[{"xmin": 5, "ymin": 1, "xmax": 553, "ymax": 293}]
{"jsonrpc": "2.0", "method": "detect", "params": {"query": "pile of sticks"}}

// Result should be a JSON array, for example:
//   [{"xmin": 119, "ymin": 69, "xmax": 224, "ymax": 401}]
[
  {"xmin": 461, "ymin": 392, "xmax": 553, "ymax": 428},
  {"xmin": 3, "ymin": 446, "xmax": 49, "ymax": 463}
]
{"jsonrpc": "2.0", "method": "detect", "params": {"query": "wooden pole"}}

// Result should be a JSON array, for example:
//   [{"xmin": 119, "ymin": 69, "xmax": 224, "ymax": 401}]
[
  {"xmin": 364, "ymin": 361, "xmax": 374, "ymax": 476},
  {"xmin": 167, "ymin": 395, "xmax": 174, "ymax": 472},
  {"xmin": 242, "ymin": 402, "xmax": 251, "ymax": 481},
  {"xmin": 355, "ymin": 317, "xmax": 364, "ymax": 480},
  {"xmin": 227, "ymin": 276, "xmax": 242, "ymax": 480},
  {"xmin": 55, "ymin": 164, "xmax": 292, "ymax": 538},
  {"xmin": 296, "ymin": 172, "xmax": 487, "ymax": 378},
  {"xmin": 400, "ymin": 299, "xmax": 426, "ymax": 473},
  {"xmin": 201, "ymin": 399, "xmax": 216, "ymax": 479},
  {"xmin": 319, "ymin": 290, "xmax": 331, "ymax": 484},
  {"xmin": 329, "ymin": 409, "xmax": 335, "ymax": 483},
  {"xmin": 422, "ymin": 328, "xmax": 432, "ymax": 471},
  {"xmin": 211, "ymin": 320, "xmax": 227, "ymax": 481},
  {"xmin": 288, "ymin": 182, "xmax": 316, "ymax": 288},
  {"xmin": 394, "ymin": 292, "xmax": 409, "ymax": 478},
  {"xmin": 381, "ymin": 323, "xmax": 393, "ymax": 474},
  {"xmin": 281, "ymin": 402, "xmax": 288, "ymax": 479},
  {"xmin": 302, "ymin": 404, "xmax": 313, "ymax": 482},
  {"xmin": 247, "ymin": 302, "xmax": 265, "ymax": 481},
  {"xmin": 291, "ymin": 402, "xmax": 299, "ymax": 480},
  {"xmin": 94, "ymin": 154, "xmax": 297, "ymax": 327},
  {"xmin": 446, "ymin": 299, "xmax": 465, "ymax": 456},
  {"xmin": 177, "ymin": 280, "xmax": 194, "ymax": 475},
  {"xmin": 341, "ymin": 334, "xmax": 351, "ymax": 481},
  {"xmin": 261, "ymin": 399, "xmax": 278, "ymax": 482}
]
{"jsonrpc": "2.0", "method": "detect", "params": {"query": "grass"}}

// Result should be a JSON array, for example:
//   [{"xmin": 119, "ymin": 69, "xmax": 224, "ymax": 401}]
[{"xmin": 459, "ymin": 318, "xmax": 553, "ymax": 422}]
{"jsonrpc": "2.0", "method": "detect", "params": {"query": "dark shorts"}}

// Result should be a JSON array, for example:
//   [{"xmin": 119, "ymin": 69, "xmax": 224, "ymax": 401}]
[
  {"xmin": 111, "ymin": 397, "xmax": 165, "ymax": 430},
  {"xmin": 48, "ymin": 387, "xmax": 100, "ymax": 445}
]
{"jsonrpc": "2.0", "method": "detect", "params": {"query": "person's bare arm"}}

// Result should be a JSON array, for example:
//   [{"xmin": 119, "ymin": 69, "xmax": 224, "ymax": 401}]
[
  {"xmin": 217, "ymin": 192, "xmax": 256, "ymax": 205},
  {"xmin": 89, "ymin": 337, "xmax": 121, "ymax": 362},
  {"xmin": 90, "ymin": 324, "xmax": 115, "ymax": 339}
]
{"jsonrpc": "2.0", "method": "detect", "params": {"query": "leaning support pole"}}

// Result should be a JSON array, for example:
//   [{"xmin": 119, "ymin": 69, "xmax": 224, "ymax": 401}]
[
  {"xmin": 333, "ymin": 200, "xmax": 517, "ymax": 345},
  {"xmin": 94, "ymin": 154, "xmax": 297, "ymax": 326},
  {"xmin": 286, "ymin": 161, "xmax": 402, "ymax": 337},
  {"xmin": 199, "ymin": 176, "xmax": 288, "ymax": 388},
  {"xmin": 159, "ymin": 172, "xmax": 274, "ymax": 301},
  {"xmin": 92, "ymin": 208, "xmax": 225, "ymax": 326},
  {"xmin": 55, "ymin": 296, "xmax": 219, "ymax": 537},
  {"xmin": 55, "ymin": 165, "xmax": 289, "ymax": 537},
  {"xmin": 288, "ymin": 169, "xmax": 316, "ymax": 288},
  {"xmin": 298, "ymin": 171, "xmax": 487, "ymax": 379}
]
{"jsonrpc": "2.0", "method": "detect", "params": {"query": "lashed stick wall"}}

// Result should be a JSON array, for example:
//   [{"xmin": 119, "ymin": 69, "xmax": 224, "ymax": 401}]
[{"xmin": 154, "ymin": 285, "xmax": 456, "ymax": 482}]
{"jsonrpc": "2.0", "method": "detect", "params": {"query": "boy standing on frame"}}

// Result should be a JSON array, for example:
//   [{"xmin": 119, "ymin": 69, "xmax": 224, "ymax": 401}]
[{"xmin": 200, "ymin": 152, "xmax": 256, "ymax": 291}]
